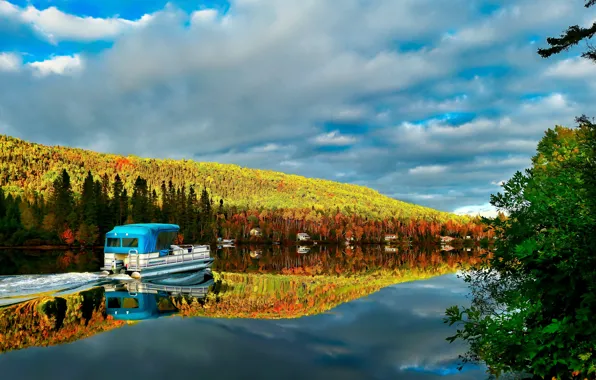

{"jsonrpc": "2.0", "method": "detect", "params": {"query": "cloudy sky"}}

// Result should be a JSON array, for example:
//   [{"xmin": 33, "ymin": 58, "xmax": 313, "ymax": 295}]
[{"xmin": 0, "ymin": 0, "xmax": 593, "ymax": 217}]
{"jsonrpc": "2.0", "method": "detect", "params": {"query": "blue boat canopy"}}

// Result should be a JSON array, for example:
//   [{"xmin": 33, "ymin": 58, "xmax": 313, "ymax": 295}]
[{"xmin": 104, "ymin": 223, "xmax": 180, "ymax": 254}]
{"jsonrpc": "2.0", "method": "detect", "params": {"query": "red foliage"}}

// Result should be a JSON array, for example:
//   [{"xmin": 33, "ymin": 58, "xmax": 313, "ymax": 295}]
[
  {"xmin": 114, "ymin": 157, "xmax": 132, "ymax": 171},
  {"xmin": 61, "ymin": 228, "xmax": 75, "ymax": 245}
]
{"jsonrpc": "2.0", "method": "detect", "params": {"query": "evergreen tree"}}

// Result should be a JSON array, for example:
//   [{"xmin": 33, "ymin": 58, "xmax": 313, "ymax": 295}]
[
  {"xmin": 160, "ymin": 181, "xmax": 169, "ymax": 222},
  {"xmin": 0, "ymin": 187, "xmax": 5, "ymax": 219},
  {"xmin": 167, "ymin": 179, "xmax": 175, "ymax": 223},
  {"xmin": 185, "ymin": 186, "xmax": 197, "ymax": 240},
  {"xmin": 538, "ymin": 0, "xmax": 596, "ymax": 62},
  {"xmin": 121, "ymin": 189, "xmax": 129, "ymax": 224},
  {"xmin": 200, "ymin": 187, "xmax": 211, "ymax": 216},
  {"xmin": 93, "ymin": 176, "xmax": 110, "ymax": 236},
  {"xmin": 112, "ymin": 174, "xmax": 124, "ymax": 225},
  {"xmin": 3, "ymin": 195, "xmax": 22, "ymax": 230},
  {"xmin": 150, "ymin": 189, "xmax": 159, "ymax": 222},
  {"xmin": 80, "ymin": 170, "xmax": 97, "ymax": 226},
  {"xmin": 131, "ymin": 176, "xmax": 150, "ymax": 223},
  {"xmin": 50, "ymin": 169, "xmax": 74, "ymax": 231}
]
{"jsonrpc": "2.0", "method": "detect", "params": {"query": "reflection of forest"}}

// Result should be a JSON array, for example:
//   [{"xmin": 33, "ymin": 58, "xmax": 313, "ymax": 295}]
[
  {"xmin": 213, "ymin": 245, "xmax": 484, "ymax": 275},
  {"xmin": 0, "ymin": 245, "xmax": 484, "ymax": 276},
  {"xmin": 0, "ymin": 249, "xmax": 102, "ymax": 276},
  {"xmin": 0, "ymin": 249, "xmax": 485, "ymax": 354}
]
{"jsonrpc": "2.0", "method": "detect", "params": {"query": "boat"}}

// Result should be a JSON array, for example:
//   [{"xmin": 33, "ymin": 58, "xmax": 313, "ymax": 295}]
[
  {"xmin": 217, "ymin": 237, "xmax": 236, "ymax": 245},
  {"xmin": 103, "ymin": 275, "xmax": 214, "ymax": 320},
  {"xmin": 99, "ymin": 223, "xmax": 214, "ymax": 279}
]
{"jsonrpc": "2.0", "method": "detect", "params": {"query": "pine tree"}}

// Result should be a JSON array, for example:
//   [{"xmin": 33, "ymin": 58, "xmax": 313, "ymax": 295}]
[
  {"xmin": 121, "ymin": 189, "xmax": 129, "ymax": 224},
  {"xmin": 112, "ymin": 174, "xmax": 124, "ymax": 225},
  {"xmin": 50, "ymin": 169, "xmax": 74, "ymax": 231},
  {"xmin": 150, "ymin": 189, "xmax": 159, "ymax": 222},
  {"xmin": 0, "ymin": 187, "xmax": 6, "ymax": 219},
  {"xmin": 185, "ymin": 186, "xmax": 197, "ymax": 240},
  {"xmin": 131, "ymin": 176, "xmax": 150, "ymax": 223},
  {"xmin": 80, "ymin": 170, "xmax": 97, "ymax": 226},
  {"xmin": 160, "ymin": 181, "xmax": 169, "ymax": 222}
]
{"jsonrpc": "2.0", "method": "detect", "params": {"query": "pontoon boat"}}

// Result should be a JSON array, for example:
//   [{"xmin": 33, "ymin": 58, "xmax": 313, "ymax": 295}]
[{"xmin": 100, "ymin": 223, "xmax": 214, "ymax": 279}]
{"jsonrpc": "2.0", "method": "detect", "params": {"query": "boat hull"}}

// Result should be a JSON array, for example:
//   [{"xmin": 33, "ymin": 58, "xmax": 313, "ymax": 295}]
[{"xmin": 130, "ymin": 258, "xmax": 214, "ymax": 279}]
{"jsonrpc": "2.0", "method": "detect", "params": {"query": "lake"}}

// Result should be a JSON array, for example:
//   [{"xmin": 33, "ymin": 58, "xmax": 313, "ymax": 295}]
[{"xmin": 0, "ymin": 245, "xmax": 488, "ymax": 379}]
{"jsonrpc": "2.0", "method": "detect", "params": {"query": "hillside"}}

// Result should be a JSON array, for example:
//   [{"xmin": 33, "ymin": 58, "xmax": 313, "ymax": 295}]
[{"xmin": 0, "ymin": 134, "xmax": 467, "ymax": 223}]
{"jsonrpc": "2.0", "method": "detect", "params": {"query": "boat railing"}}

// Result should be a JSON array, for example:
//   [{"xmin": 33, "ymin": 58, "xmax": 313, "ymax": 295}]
[{"xmin": 127, "ymin": 248, "xmax": 211, "ymax": 271}]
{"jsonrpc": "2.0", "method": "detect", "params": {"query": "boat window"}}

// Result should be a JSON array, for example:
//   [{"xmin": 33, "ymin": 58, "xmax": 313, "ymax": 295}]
[
  {"xmin": 156, "ymin": 231, "xmax": 177, "ymax": 251},
  {"xmin": 107, "ymin": 238, "xmax": 121, "ymax": 247},
  {"xmin": 107, "ymin": 297, "xmax": 121, "ymax": 308},
  {"xmin": 122, "ymin": 298, "xmax": 139, "ymax": 309},
  {"xmin": 122, "ymin": 238, "xmax": 139, "ymax": 248}
]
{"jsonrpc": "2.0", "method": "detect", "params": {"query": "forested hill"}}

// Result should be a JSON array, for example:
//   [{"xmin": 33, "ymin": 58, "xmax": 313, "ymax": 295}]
[{"xmin": 0, "ymin": 134, "xmax": 466, "ymax": 223}]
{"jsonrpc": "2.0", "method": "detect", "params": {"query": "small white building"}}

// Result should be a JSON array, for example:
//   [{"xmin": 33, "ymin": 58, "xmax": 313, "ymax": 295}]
[
  {"xmin": 250, "ymin": 228, "xmax": 262, "ymax": 237},
  {"xmin": 297, "ymin": 232, "xmax": 311, "ymax": 241},
  {"xmin": 384, "ymin": 234, "xmax": 397, "ymax": 241}
]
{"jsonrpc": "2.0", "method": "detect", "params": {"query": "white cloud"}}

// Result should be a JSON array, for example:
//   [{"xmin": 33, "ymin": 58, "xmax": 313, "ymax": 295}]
[
  {"xmin": 27, "ymin": 54, "xmax": 84, "ymax": 76},
  {"xmin": 280, "ymin": 160, "xmax": 301, "ymax": 167},
  {"xmin": 312, "ymin": 130, "xmax": 357, "ymax": 146},
  {"xmin": 0, "ymin": 52, "xmax": 20, "ymax": 72},
  {"xmin": 249, "ymin": 143, "xmax": 283, "ymax": 153},
  {"xmin": 408, "ymin": 165, "xmax": 448, "ymax": 175},
  {"xmin": 190, "ymin": 9, "xmax": 219, "ymax": 25},
  {"xmin": 0, "ymin": 0, "xmax": 593, "ymax": 214},
  {"xmin": 0, "ymin": 0, "xmax": 153, "ymax": 42},
  {"xmin": 544, "ymin": 57, "xmax": 596, "ymax": 79},
  {"xmin": 454, "ymin": 203, "xmax": 501, "ymax": 218}
]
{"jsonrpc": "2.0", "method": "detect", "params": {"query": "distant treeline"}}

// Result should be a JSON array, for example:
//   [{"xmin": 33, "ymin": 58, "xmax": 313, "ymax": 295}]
[{"xmin": 0, "ymin": 169, "xmax": 494, "ymax": 247}]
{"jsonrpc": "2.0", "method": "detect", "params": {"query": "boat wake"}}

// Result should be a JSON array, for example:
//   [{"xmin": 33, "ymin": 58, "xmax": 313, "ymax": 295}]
[{"xmin": 0, "ymin": 272, "xmax": 102, "ymax": 299}]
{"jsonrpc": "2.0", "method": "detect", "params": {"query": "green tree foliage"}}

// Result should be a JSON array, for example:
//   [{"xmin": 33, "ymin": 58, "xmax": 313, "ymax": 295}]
[{"xmin": 444, "ymin": 123, "xmax": 596, "ymax": 378}]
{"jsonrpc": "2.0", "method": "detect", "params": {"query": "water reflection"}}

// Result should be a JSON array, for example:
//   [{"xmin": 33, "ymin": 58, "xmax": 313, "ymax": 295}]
[
  {"xmin": 103, "ymin": 272, "xmax": 214, "ymax": 321},
  {"xmin": 0, "ymin": 245, "xmax": 490, "ymax": 378},
  {"xmin": 0, "ymin": 274, "xmax": 487, "ymax": 379},
  {"xmin": 212, "ymin": 245, "xmax": 484, "ymax": 275}
]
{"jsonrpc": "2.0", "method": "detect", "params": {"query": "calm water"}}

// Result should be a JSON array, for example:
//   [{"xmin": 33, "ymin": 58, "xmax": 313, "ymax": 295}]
[{"xmin": 0, "ymin": 245, "xmax": 488, "ymax": 379}]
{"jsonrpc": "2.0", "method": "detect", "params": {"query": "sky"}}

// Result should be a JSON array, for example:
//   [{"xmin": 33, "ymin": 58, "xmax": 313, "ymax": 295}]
[{"xmin": 0, "ymin": 0, "xmax": 593, "ymax": 218}]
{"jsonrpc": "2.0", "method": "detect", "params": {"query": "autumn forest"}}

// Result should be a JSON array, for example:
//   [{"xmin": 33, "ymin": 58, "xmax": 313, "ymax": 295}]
[{"xmin": 0, "ymin": 134, "xmax": 492, "ymax": 247}]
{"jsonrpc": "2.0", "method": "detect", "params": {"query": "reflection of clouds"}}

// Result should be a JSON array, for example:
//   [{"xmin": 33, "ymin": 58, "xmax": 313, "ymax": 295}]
[
  {"xmin": 0, "ymin": 274, "xmax": 486, "ymax": 379},
  {"xmin": 400, "ymin": 360, "xmax": 482, "ymax": 376}
]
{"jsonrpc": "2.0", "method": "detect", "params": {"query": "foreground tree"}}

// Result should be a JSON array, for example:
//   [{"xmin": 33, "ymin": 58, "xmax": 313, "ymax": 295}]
[
  {"xmin": 445, "ymin": 123, "xmax": 596, "ymax": 378},
  {"xmin": 446, "ymin": 3, "xmax": 596, "ymax": 378}
]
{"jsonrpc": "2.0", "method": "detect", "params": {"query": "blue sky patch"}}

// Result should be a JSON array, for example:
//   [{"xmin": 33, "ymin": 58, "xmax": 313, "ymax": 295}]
[{"xmin": 7, "ymin": 0, "xmax": 231, "ymax": 19}]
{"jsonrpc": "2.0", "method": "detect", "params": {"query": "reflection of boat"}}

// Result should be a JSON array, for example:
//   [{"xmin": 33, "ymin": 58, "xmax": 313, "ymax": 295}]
[
  {"xmin": 103, "ymin": 273, "xmax": 214, "ymax": 321},
  {"xmin": 249, "ymin": 250, "xmax": 262, "ymax": 259},
  {"xmin": 100, "ymin": 223, "xmax": 214, "ymax": 279},
  {"xmin": 297, "ymin": 246, "xmax": 310, "ymax": 254}
]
